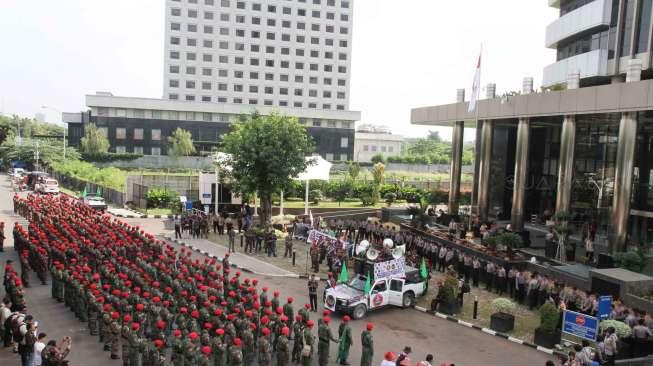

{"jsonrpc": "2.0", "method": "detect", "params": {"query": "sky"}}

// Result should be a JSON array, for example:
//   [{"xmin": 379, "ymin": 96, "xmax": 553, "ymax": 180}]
[{"xmin": 0, "ymin": 0, "xmax": 558, "ymax": 141}]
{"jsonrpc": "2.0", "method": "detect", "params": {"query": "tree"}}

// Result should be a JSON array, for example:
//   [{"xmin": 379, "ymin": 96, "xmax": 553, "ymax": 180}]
[
  {"xmin": 346, "ymin": 161, "xmax": 361, "ymax": 181},
  {"xmin": 221, "ymin": 112, "xmax": 314, "ymax": 224},
  {"xmin": 428, "ymin": 130, "xmax": 443, "ymax": 142},
  {"xmin": 168, "ymin": 128, "xmax": 196, "ymax": 157},
  {"xmin": 371, "ymin": 162, "xmax": 385, "ymax": 204},
  {"xmin": 370, "ymin": 154, "xmax": 385, "ymax": 164},
  {"xmin": 80, "ymin": 123, "xmax": 109, "ymax": 155}
]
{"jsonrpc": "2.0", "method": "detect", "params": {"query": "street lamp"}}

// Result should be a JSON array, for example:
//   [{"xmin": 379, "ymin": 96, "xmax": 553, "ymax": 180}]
[{"xmin": 41, "ymin": 106, "xmax": 66, "ymax": 160}]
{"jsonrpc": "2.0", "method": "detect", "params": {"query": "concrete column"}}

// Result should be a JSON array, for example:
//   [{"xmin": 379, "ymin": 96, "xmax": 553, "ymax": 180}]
[
  {"xmin": 610, "ymin": 112, "xmax": 637, "ymax": 253},
  {"xmin": 478, "ymin": 120, "xmax": 494, "ymax": 222},
  {"xmin": 510, "ymin": 118, "xmax": 530, "ymax": 231},
  {"xmin": 556, "ymin": 116, "xmax": 576, "ymax": 214},
  {"xmin": 610, "ymin": 59, "xmax": 642, "ymax": 252},
  {"xmin": 449, "ymin": 121, "xmax": 464, "ymax": 214}
]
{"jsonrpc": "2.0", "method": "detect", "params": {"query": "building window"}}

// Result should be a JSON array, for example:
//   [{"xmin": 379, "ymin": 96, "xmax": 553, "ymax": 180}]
[
  {"xmin": 371, "ymin": 146, "xmax": 377, "ymax": 152},
  {"xmin": 170, "ymin": 51, "xmax": 180, "ymax": 59},
  {"xmin": 326, "ymin": 153, "xmax": 334, "ymax": 161},
  {"xmin": 381, "ymin": 146, "xmax": 387, "ymax": 152},
  {"xmin": 187, "ymin": 24, "xmax": 197, "ymax": 32},
  {"xmin": 203, "ymin": 113, "xmax": 213, "ymax": 122},
  {"xmin": 341, "ymin": 121, "xmax": 351, "ymax": 129},
  {"xmin": 188, "ymin": 9, "xmax": 198, "ymax": 17},
  {"xmin": 363, "ymin": 145, "xmax": 369, "ymax": 152},
  {"xmin": 202, "ymin": 68, "xmax": 212, "ymax": 76},
  {"xmin": 133, "ymin": 146, "xmax": 143, "ymax": 154},
  {"xmin": 264, "ymin": 99, "xmax": 273, "ymax": 106},
  {"xmin": 116, "ymin": 128, "xmax": 126, "ymax": 139},
  {"xmin": 169, "ymin": 80, "xmax": 179, "ymax": 88},
  {"xmin": 340, "ymin": 137, "xmax": 348, "ymax": 148},
  {"xmin": 134, "ymin": 128, "xmax": 144, "ymax": 140},
  {"xmin": 115, "ymin": 146, "xmax": 126, "ymax": 153},
  {"xmin": 151, "ymin": 147, "xmax": 161, "ymax": 156},
  {"xmin": 388, "ymin": 146, "xmax": 394, "ymax": 153},
  {"xmin": 340, "ymin": 154, "xmax": 348, "ymax": 161},
  {"xmin": 202, "ymin": 82, "xmax": 212, "ymax": 90},
  {"xmin": 327, "ymin": 120, "xmax": 336, "ymax": 128},
  {"xmin": 169, "ymin": 93, "xmax": 179, "ymax": 100},
  {"xmin": 294, "ymin": 102, "xmax": 302, "ymax": 107},
  {"xmin": 186, "ymin": 66, "xmax": 196, "ymax": 75},
  {"xmin": 151, "ymin": 129, "xmax": 161, "ymax": 141},
  {"xmin": 313, "ymin": 120, "xmax": 322, "ymax": 127},
  {"xmin": 186, "ymin": 80, "xmax": 196, "ymax": 89},
  {"xmin": 116, "ymin": 109, "xmax": 127, "ymax": 117},
  {"xmin": 249, "ymin": 85, "xmax": 259, "ymax": 93},
  {"xmin": 171, "ymin": 22, "xmax": 181, "ymax": 31}
]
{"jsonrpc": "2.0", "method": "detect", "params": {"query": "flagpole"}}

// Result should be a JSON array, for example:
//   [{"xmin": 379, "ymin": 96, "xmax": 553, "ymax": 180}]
[{"xmin": 470, "ymin": 46, "xmax": 482, "ymax": 232}]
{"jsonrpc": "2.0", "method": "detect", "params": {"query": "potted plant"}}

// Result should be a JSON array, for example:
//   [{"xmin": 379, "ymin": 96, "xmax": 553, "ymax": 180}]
[
  {"xmin": 490, "ymin": 298, "xmax": 516, "ymax": 333},
  {"xmin": 553, "ymin": 211, "xmax": 575, "ymax": 262},
  {"xmin": 599, "ymin": 320, "xmax": 633, "ymax": 360},
  {"xmin": 496, "ymin": 232, "xmax": 523, "ymax": 259},
  {"xmin": 436, "ymin": 275, "xmax": 460, "ymax": 315},
  {"xmin": 482, "ymin": 236, "xmax": 498, "ymax": 252},
  {"xmin": 533, "ymin": 302, "xmax": 561, "ymax": 349}
]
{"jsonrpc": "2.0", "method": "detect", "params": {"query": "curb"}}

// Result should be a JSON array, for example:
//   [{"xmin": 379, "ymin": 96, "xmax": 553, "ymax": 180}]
[
  {"xmin": 163, "ymin": 235, "xmax": 300, "ymax": 279},
  {"xmin": 412, "ymin": 307, "xmax": 562, "ymax": 358},
  {"xmin": 112, "ymin": 213, "xmax": 174, "ymax": 219}
]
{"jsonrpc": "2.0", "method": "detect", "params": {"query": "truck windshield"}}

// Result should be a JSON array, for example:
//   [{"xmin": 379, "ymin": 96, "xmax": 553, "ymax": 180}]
[{"xmin": 348, "ymin": 276, "xmax": 367, "ymax": 292}]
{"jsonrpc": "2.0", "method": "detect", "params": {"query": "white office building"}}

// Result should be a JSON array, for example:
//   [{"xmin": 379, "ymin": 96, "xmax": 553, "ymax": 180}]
[
  {"xmin": 353, "ymin": 125, "xmax": 406, "ymax": 162},
  {"xmin": 164, "ymin": 0, "xmax": 354, "ymax": 110}
]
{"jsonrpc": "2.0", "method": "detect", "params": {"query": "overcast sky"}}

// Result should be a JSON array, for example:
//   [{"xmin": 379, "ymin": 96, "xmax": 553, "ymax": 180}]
[{"xmin": 0, "ymin": 0, "xmax": 557, "ymax": 141}]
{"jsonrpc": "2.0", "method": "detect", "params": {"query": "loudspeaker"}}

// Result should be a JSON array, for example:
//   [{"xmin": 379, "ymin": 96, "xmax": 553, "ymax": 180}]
[{"xmin": 596, "ymin": 253, "xmax": 614, "ymax": 269}]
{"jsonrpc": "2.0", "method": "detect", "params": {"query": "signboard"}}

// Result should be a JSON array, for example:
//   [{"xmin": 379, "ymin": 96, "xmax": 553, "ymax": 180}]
[
  {"xmin": 373, "ymin": 257, "xmax": 406, "ymax": 281},
  {"xmin": 598, "ymin": 295, "xmax": 612, "ymax": 320},
  {"xmin": 562, "ymin": 310, "xmax": 599, "ymax": 341},
  {"xmin": 185, "ymin": 201, "xmax": 193, "ymax": 212}
]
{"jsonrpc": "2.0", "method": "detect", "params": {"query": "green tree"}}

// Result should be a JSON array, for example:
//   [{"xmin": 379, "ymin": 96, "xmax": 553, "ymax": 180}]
[
  {"xmin": 370, "ymin": 154, "xmax": 385, "ymax": 164},
  {"xmin": 221, "ymin": 112, "xmax": 314, "ymax": 224},
  {"xmin": 346, "ymin": 161, "xmax": 361, "ymax": 181},
  {"xmin": 168, "ymin": 128, "xmax": 196, "ymax": 157},
  {"xmin": 371, "ymin": 162, "xmax": 385, "ymax": 204},
  {"xmin": 427, "ymin": 130, "xmax": 442, "ymax": 142},
  {"xmin": 80, "ymin": 123, "xmax": 109, "ymax": 155}
]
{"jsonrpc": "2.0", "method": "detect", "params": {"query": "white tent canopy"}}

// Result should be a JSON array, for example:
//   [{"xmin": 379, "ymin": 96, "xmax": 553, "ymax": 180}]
[{"xmin": 295, "ymin": 155, "xmax": 332, "ymax": 215}]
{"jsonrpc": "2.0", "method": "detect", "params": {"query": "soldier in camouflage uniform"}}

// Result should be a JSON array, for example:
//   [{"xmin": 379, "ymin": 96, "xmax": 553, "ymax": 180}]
[
  {"xmin": 121, "ymin": 315, "xmax": 132, "ymax": 366},
  {"xmin": 242, "ymin": 323, "xmax": 256, "ymax": 366},
  {"xmin": 276, "ymin": 326, "xmax": 291, "ymax": 366},
  {"xmin": 317, "ymin": 316, "xmax": 339, "ymax": 366},
  {"xmin": 283, "ymin": 297, "xmax": 295, "ymax": 338},
  {"xmin": 257, "ymin": 327, "xmax": 273, "ymax": 366},
  {"xmin": 301, "ymin": 320, "xmax": 315, "ymax": 366},
  {"xmin": 110, "ymin": 312, "xmax": 122, "ymax": 359},
  {"xmin": 228, "ymin": 337, "xmax": 243, "ymax": 366},
  {"xmin": 212, "ymin": 329, "xmax": 227, "ymax": 366},
  {"xmin": 360, "ymin": 323, "xmax": 374, "ymax": 366},
  {"xmin": 87, "ymin": 291, "xmax": 99, "ymax": 336},
  {"xmin": 128, "ymin": 322, "xmax": 144, "ymax": 366},
  {"xmin": 171, "ymin": 329, "xmax": 185, "ymax": 366}
]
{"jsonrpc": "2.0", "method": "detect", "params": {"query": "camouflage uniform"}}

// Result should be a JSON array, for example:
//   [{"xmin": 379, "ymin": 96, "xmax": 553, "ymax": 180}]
[
  {"xmin": 257, "ymin": 335, "xmax": 273, "ymax": 366},
  {"xmin": 276, "ymin": 334, "xmax": 290, "ymax": 366}
]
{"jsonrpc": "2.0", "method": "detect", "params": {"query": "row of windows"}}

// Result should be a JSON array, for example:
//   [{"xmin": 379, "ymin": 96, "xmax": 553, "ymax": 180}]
[
  {"xmin": 169, "ymin": 65, "xmax": 347, "ymax": 85},
  {"xmin": 168, "ymin": 51, "xmax": 348, "ymax": 73},
  {"xmin": 170, "ymin": 0, "xmax": 351, "ymax": 13},
  {"xmin": 114, "ymin": 146, "xmax": 161, "ymax": 155},
  {"xmin": 170, "ymin": 33, "xmax": 348, "ymax": 53},
  {"xmin": 362, "ymin": 145, "xmax": 397, "ymax": 153},
  {"xmin": 95, "ymin": 108, "xmax": 353, "ymax": 127},
  {"xmin": 169, "ymin": 29, "xmax": 349, "ymax": 45},
  {"xmin": 170, "ymin": 16, "xmax": 350, "ymax": 34},
  {"xmin": 169, "ymin": 80, "xmax": 346, "ymax": 98},
  {"xmin": 167, "ymin": 93, "xmax": 346, "ymax": 110},
  {"xmin": 170, "ymin": 9, "xmax": 350, "ymax": 22}
]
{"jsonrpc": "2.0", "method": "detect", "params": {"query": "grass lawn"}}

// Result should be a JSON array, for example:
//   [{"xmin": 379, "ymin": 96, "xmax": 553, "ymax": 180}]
[
  {"xmin": 145, "ymin": 207, "xmax": 175, "ymax": 216},
  {"xmin": 277, "ymin": 200, "xmax": 390, "ymax": 209}
]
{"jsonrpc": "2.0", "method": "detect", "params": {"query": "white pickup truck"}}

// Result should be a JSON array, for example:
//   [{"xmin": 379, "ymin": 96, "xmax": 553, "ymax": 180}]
[
  {"xmin": 324, "ymin": 266, "xmax": 426, "ymax": 319},
  {"xmin": 35, "ymin": 178, "xmax": 60, "ymax": 194}
]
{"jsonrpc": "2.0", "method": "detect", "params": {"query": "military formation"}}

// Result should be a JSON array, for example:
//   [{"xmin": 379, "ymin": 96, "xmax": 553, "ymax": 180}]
[{"xmin": 7, "ymin": 193, "xmax": 373, "ymax": 365}]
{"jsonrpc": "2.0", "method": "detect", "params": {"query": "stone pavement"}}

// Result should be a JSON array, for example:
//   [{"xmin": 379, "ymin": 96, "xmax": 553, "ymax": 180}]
[{"xmin": 164, "ymin": 235, "xmax": 298, "ymax": 277}]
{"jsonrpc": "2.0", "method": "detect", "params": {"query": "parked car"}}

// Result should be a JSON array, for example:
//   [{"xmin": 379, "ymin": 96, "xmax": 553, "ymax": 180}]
[
  {"xmin": 83, "ymin": 194, "xmax": 107, "ymax": 212},
  {"xmin": 35, "ymin": 178, "xmax": 60, "ymax": 194},
  {"xmin": 324, "ymin": 259, "xmax": 426, "ymax": 319}
]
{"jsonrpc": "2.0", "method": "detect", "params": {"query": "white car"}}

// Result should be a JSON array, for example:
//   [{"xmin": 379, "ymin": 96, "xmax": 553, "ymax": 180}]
[
  {"xmin": 324, "ymin": 266, "xmax": 426, "ymax": 319},
  {"xmin": 35, "ymin": 179, "xmax": 60, "ymax": 194},
  {"xmin": 83, "ymin": 195, "xmax": 107, "ymax": 211}
]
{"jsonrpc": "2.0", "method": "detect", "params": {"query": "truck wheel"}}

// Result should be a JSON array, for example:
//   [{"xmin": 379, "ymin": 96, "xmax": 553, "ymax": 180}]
[
  {"xmin": 402, "ymin": 292, "xmax": 415, "ymax": 308},
  {"xmin": 352, "ymin": 304, "xmax": 367, "ymax": 320}
]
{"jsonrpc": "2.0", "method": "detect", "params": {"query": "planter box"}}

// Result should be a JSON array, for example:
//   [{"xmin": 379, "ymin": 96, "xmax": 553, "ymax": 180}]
[
  {"xmin": 533, "ymin": 327, "xmax": 561, "ymax": 349},
  {"xmin": 437, "ymin": 301, "xmax": 460, "ymax": 315},
  {"xmin": 490, "ymin": 312, "xmax": 515, "ymax": 333}
]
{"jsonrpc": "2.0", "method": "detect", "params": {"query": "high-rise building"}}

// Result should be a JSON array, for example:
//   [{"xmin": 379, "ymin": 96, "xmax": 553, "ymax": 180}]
[
  {"xmin": 163, "ymin": 0, "xmax": 353, "ymax": 110},
  {"xmin": 543, "ymin": 0, "xmax": 653, "ymax": 87}
]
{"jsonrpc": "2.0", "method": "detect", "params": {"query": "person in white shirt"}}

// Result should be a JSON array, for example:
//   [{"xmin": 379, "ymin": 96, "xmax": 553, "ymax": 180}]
[
  {"xmin": 32, "ymin": 332, "xmax": 47, "ymax": 366},
  {"xmin": 380, "ymin": 351, "xmax": 396, "ymax": 366},
  {"xmin": 0, "ymin": 298, "xmax": 11, "ymax": 345}
]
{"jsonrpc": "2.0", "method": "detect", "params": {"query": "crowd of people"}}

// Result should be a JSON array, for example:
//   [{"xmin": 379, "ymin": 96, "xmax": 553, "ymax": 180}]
[{"xmin": 4, "ymin": 193, "xmax": 396, "ymax": 366}]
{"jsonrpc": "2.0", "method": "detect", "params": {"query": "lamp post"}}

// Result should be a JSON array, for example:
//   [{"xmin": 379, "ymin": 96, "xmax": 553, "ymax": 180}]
[{"xmin": 41, "ymin": 106, "xmax": 66, "ymax": 160}]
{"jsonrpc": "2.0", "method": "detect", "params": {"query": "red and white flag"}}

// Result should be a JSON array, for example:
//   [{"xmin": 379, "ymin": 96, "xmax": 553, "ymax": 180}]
[{"xmin": 468, "ymin": 50, "xmax": 482, "ymax": 113}]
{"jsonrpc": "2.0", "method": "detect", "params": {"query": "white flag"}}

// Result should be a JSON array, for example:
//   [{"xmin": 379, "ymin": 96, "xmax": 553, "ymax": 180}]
[{"xmin": 468, "ymin": 51, "xmax": 482, "ymax": 113}]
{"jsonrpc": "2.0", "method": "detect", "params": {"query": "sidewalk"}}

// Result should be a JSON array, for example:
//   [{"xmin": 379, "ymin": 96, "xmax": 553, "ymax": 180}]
[{"xmin": 164, "ymin": 235, "xmax": 298, "ymax": 278}]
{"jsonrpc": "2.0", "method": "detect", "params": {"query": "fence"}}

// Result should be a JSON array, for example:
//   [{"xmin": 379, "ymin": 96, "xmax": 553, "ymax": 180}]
[{"xmin": 48, "ymin": 169, "xmax": 126, "ymax": 207}]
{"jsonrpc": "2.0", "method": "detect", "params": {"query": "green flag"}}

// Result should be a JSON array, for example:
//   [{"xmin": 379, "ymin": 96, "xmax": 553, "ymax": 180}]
[
  {"xmin": 338, "ymin": 263, "xmax": 349, "ymax": 283},
  {"xmin": 420, "ymin": 257, "xmax": 428, "ymax": 279},
  {"xmin": 96, "ymin": 186, "xmax": 102, "ymax": 196},
  {"xmin": 82, "ymin": 187, "xmax": 87, "ymax": 198},
  {"xmin": 363, "ymin": 272, "xmax": 371, "ymax": 294}
]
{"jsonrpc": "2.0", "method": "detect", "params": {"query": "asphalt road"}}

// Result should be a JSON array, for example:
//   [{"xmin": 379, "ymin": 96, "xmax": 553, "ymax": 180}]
[{"xmin": 0, "ymin": 174, "xmax": 554, "ymax": 366}]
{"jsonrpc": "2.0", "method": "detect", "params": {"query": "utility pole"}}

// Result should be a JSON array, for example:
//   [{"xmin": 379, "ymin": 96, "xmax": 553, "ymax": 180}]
[{"xmin": 34, "ymin": 140, "xmax": 40, "ymax": 170}]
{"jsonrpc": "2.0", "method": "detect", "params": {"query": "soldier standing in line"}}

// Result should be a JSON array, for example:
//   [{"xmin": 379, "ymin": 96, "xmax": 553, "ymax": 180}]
[
  {"xmin": 308, "ymin": 274, "xmax": 319, "ymax": 312},
  {"xmin": 87, "ymin": 292, "xmax": 99, "ymax": 336},
  {"xmin": 318, "ymin": 316, "xmax": 338, "ymax": 366},
  {"xmin": 242, "ymin": 323, "xmax": 256, "ymax": 366},
  {"xmin": 301, "ymin": 320, "xmax": 315, "ymax": 366},
  {"xmin": 276, "ymin": 326, "xmax": 291, "ymax": 366},
  {"xmin": 283, "ymin": 297, "xmax": 294, "ymax": 337},
  {"xmin": 360, "ymin": 323, "xmax": 374, "ymax": 366},
  {"xmin": 101, "ymin": 310, "xmax": 112, "ymax": 351},
  {"xmin": 0, "ymin": 222, "xmax": 5, "ymax": 252},
  {"xmin": 110, "ymin": 312, "xmax": 122, "ymax": 360},
  {"xmin": 291, "ymin": 315, "xmax": 304, "ymax": 363},
  {"xmin": 213, "ymin": 329, "xmax": 227, "ymax": 366},
  {"xmin": 336, "ymin": 315, "xmax": 352, "ymax": 365},
  {"xmin": 485, "ymin": 261, "xmax": 495, "ymax": 292},
  {"xmin": 228, "ymin": 337, "xmax": 243, "ymax": 366},
  {"xmin": 198, "ymin": 345, "xmax": 212, "ymax": 366},
  {"xmin": 257, "ymin": 327, "xmax": 273, "ymax": 366},
  {"xmin": 310, "ymin": 244, "xmax": 320, "ymax": 273},
  {"xmin": 284, "ymin": 230, "xmax": 293, "ymax": 258},
  {"xmin": 121, "ymin": 315, "xmax": 132, "ymax": 366},
  {"xmin": 128, "ymin": 322, "xmax": 143, "ymax": 366},
  {"xmin": 171, "ymin": 329, "xmax": 185, "ymax": 366}
]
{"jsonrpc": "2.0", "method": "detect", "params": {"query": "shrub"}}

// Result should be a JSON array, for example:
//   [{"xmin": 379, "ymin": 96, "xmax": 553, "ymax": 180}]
[
  {"xmin": 357, "ymin": 185, "xmax": 376, "ymax": 206},
  {"xmin": 483, "ymin": 236, "xmax": 497, "ymax": 250},
  {"xmin": 496, "ymin": 232, "xmax": 523, "ymax": 249},
  {"xmin": 439, "ymin": 274, "xmax": 459, "ymax": 303},
  {"xmin": 599, "ymin": 320, "xmax": 632, "ymax": 338},
  {"xmin": 309, "ymin": 189, "xmax": 323, "ymax": 204},
  {"xmin": 538, "ymin": 302, "xmax": 560, "ymax": 334},
  {"xmin": 384, "ymin": 192, "xmax": 397, "ymax": 206},
  {"xmin": 370, "ymin": 154, "xmax": 385, "ymax": 164},
  {"xmin": 81, "ymin": 152, "xmax": 143, "ymax": 162},
  {"xmin": 491, "ymin": 298, "xmax": 516, "ymax": 315},
  {"xmin": 613, "ymin": 251, "xmax": 646, "ymax": 273},
  {"xmin": 145, "ymin": 187, "xmax": 179, "ymax": 208}
]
